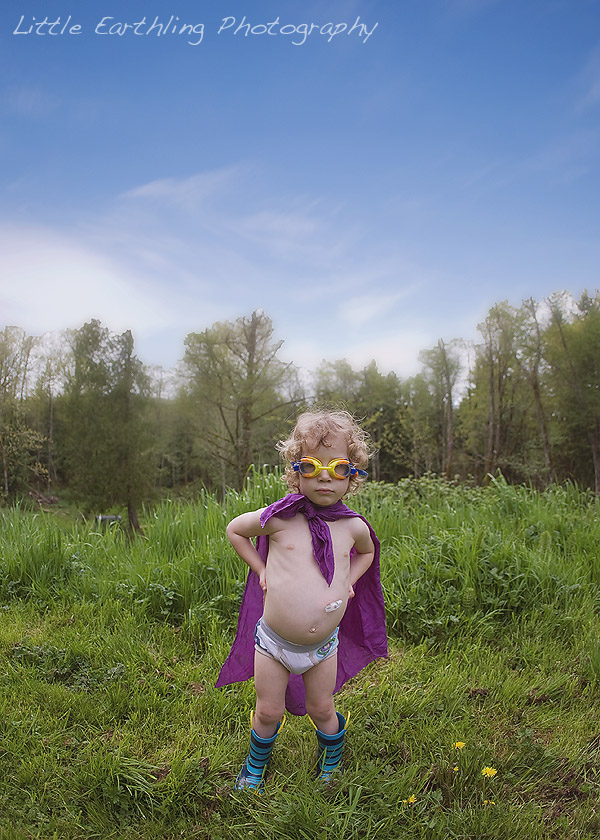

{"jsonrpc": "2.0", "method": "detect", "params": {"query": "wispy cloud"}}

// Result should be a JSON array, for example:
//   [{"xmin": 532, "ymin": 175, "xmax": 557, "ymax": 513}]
[
  {"xmin": 241, "ymin": 208, "xmax": 320, "ymax": 246},
  {"xmin": 120, "ymin": 167, "xmax": 240, "ymax": 210},
  {"xmin": 520, "ymin": 128, "xmax": 600, "ymax": 185},
  {"xmin": 111, "ymin": 168, "xmax": 362, "ymax": 291},
  {"xmin": 574, "ymin": 46, "xmax": 600, "ymax": 113},
  {"xmin": 2, "ymin": 85, "xmax": 61, "ymax": 118},
  {"xmin": 338, "ymin": 289, "xmax": 416, "ymax": 327}
]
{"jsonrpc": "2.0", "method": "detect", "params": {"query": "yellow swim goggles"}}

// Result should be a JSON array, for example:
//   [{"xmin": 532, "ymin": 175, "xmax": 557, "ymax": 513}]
[{"xmin": 292, "ymin": 457, "xmax": 368, "ymax": 480}]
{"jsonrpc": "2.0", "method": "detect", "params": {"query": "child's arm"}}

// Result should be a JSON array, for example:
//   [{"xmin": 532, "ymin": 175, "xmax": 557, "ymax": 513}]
[
  {"xmin": 226, "ymin": 510, "xmax": 270, "ymax": 592},
  {"xmin": 348, "ymin": 521, "xmax": 375, "ymax": 597}
]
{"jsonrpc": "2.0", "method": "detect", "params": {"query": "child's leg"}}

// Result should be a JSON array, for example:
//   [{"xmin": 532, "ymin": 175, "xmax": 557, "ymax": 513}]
[
  {"xmin": 235, "ymin": 651, "xmax": 289, "ymax": 791},
  {"xmin": 302, "ymin": 653, "xmax": 338, "ymax": 734},
  {"xmin": 253, "ymin": 650, "xmax": 290, "ymax": 737},
  {"xmin": 303, "ymin": 654, "xmax": 348, "ymax": 781}
]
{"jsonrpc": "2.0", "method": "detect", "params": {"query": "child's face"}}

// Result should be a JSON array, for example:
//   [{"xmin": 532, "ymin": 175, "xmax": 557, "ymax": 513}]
[{"xmin": 298, "ymin": 432, "xmax": 350, "ymax": 507}]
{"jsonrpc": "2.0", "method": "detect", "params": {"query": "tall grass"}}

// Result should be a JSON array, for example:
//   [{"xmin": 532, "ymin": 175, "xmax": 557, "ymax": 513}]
[
  {"xmin": 0, "ymin": 473, "xmax": 284, "ymax": 628},
  {"xmin": 1, "ymin": 475, "xmax": 599, "ymax": 838}
]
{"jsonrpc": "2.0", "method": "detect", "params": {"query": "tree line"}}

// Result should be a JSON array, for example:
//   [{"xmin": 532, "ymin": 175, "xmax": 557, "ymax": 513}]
[{"xmin": 1, "ymin": 290, "xmax": 599, "ymax": 527}]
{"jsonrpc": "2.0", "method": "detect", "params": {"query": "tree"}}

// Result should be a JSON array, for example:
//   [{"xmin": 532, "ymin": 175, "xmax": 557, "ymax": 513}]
[
  {"xmin": 419, "ymin": 339, "xmax": 462, "ymax": 479},
  {"xmin": 398, "ymin": 373, "xmax": 440, "ymax": 477},
  {"xmin": 311, "ymin": 359, "xmax": 409, "ymax": 482},
  {"xmin": 27, "ymin": 332, "xmax": 70, "ymax": 490},
  {"xmin": 354, "ymin": 362, "xmax": 405, "ymax": 483},
  {"xmin": 182, "ymin": 311, "xmax": 302, "ymax": 491},
  {"xmin": 109, "ymin": 329, "xmax": 152, "ymax": 532},
  {"xmin": 517, "ymin": 298, "xmax": 556, "ymax": 485},
  {"xmin": 313, "ymin": 360, "xmax": 361, "ymax": 407},
  {"xmin": 544, "ymin": 291, "xmax": 600, "ymax": 493},
  {"xmin": 0, "ymin": 326, "xmax": 45, "ymax": 500},
  {"xmin": 459, "ymin": 303, "xmax": 538, "ymax": 484},
  {"xmin": 57, "ymin": 320, "xmax": 152, "ymax": 530}
]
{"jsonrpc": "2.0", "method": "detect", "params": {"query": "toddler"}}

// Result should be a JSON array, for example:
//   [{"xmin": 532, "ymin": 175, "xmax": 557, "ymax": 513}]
[{"xmin": 216, "ymin": 410, "xmax": 387, "ymax": 790}]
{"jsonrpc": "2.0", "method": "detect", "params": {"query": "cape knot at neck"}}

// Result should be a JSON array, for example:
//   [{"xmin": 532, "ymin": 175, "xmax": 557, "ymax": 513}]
[{"xmin": 302, "ymin": 501, "xmax": 319, "ymax": 519}]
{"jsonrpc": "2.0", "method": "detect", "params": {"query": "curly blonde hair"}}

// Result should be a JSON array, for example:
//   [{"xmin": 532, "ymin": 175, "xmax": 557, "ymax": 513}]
[{"xmin": 277, "ymin": 409, "xmax": 372, "ymax": 495}]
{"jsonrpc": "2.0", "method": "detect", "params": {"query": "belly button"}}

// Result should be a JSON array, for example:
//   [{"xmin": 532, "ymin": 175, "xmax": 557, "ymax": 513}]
[{"xmin": 309, "ymin": 626, "xmax": 317, "ymax": 634}]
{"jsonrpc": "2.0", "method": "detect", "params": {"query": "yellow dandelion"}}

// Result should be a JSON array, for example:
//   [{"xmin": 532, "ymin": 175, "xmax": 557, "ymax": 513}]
[
  {"xmin": 483, "ymin": 800, "xmax": 496, "ymax": 805},
  {"xmin": 482, "ymin": 766, "xmax": 497, "ymax": 778},
  {"xmin": 452, "ymin": 765, "xmax": 459, "ymax": 772},
  {"xmin": 453, "ymin": 741, "xmax": 466, "ymax": 749},
  {"xmin": 402, "ymin": 794, "xmax": 417, "ymax": 804}
]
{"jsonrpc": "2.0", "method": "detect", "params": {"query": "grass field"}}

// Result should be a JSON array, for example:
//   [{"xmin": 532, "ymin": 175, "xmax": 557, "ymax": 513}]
[{"xmin": 1, "ymin": 474, "xmax": 599, "ymax": 839}]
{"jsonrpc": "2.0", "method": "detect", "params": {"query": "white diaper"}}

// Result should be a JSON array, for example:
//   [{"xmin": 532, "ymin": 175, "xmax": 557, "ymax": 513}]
[{"xmin": 254, "ymin": 617, "xmax": 339, "ymax": 675}]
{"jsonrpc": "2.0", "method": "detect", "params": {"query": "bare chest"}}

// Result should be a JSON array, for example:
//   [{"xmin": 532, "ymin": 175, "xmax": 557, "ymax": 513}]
[
  {"xmin": 268, "ymin": 515, "xmax": 355, "ymax": 571},
  {"xmin": 272, "ymin": 516, "xmax": 314, "ymax": 556}
]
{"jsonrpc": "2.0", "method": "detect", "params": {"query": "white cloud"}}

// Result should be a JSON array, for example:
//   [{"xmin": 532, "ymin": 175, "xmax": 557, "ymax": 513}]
[
  {"xmin": 0, "ymin": 220, "xmax": 238, "ymax": 367},
  {"xmin": 0, "ymin": 223, "xmax": 176, "ymax": 337}
]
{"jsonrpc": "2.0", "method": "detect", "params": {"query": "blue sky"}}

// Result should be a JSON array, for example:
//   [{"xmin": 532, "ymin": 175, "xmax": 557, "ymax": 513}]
[{"xmin": 2, "ymin": 0, "xmax": 599, "ymax": 378}]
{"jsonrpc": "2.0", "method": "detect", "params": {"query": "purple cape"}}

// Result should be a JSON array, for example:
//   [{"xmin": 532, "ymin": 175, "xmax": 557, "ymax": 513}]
[{"xmin": 215, "ymin": 493, "xmax": 388, "ymax": 715}]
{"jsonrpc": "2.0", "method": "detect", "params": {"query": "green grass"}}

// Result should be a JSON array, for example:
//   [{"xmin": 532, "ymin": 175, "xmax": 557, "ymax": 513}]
[{"xmin": 1, "ymin": 475, "xmax": 599, "ymax": 838}]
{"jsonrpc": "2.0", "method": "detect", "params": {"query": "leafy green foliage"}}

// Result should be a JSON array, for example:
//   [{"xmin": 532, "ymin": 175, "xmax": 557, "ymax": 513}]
[
  {"xmin": 55, "ymin": 320, "xmax": 152, "ymax": 527},
  {"xmin": 0, "ymin": 327, "xmax": 46, "ymax": 501},
  {"xmin": 182, "ymin": 310, "xmax": 302, "ymax": 491}
]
